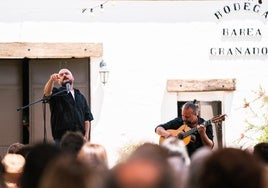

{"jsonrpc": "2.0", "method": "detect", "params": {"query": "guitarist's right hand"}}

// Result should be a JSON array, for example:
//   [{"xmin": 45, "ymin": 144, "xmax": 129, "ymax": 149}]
[{"xmin": 164, "ymin": 132, "xmax": 173, "ymax": 139}]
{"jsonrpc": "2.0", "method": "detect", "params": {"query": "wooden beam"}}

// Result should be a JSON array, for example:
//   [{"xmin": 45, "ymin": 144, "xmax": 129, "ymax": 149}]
[
  {"xmin": 109, "ymin": 0, "xmax": 214, "ymax": 1},
  {"xmin": 167, "ymin": 78, "xmax": 236, "ymax": 92},
  {"xmin": 0, "ymin": 42, "xmax": 103, "ymax": 59}
]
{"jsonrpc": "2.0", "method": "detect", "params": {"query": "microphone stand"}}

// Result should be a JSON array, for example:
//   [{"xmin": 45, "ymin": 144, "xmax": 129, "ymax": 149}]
[{"xmin": 17, "ymin": 89, "xmax": 67, "ymax": 144}]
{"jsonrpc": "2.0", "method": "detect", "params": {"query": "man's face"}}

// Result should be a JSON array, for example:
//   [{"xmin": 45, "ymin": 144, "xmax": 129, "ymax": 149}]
[
  {"xmin": 58, "ymin": 69, "xmax": 74, "ymax": 86},
  {"xmin": 182, "ymin": 108, "xmax": 197, "ymax": 127}
]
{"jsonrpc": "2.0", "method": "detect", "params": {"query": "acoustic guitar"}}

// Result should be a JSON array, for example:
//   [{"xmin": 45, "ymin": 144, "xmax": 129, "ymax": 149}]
[{"xmin": 159, "ymin": 114, "xmax": 226, "ymax": 146}]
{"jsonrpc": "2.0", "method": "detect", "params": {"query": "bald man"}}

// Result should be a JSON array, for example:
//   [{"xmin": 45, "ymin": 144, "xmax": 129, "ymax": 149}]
[{"xmin": 44, "ymin": 68, "xmax": 93, "ymax": 145}]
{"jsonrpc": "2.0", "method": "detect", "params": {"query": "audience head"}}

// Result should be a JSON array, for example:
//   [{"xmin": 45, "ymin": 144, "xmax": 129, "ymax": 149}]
[
  {"xmin": 161, "ymin": 137, "xmax": 190, "ymax": 166},
  {"xmin": 253, "ymin": 142, "xmax": 268, "ymax": 164},
  {"xmin": 199, "ymin": 147, "xmax": 265, "ymax": 188},
  {"xmin": 107, "ymin": 142, "xmax": 176, "ymax": 188},
  {"xmin": 263, "ymin": 167, "xmax": 268, "ymax": 188},
  {"xmin": 19, "ymin": 142, "xmax": 62, "ymax": 188},
  {"xmin": 77, "ymin": 141, "xmax": 110, "ymax": 187},
  {"xmin": 161, "ymin": 137, "xmax": 191, "ymax": 188},
  {"xmin": 0, "ymin": 156, "xmax": 5, "ymax": 188},
  {"xmin": 186, "ymin": 146, "xmax": 212, "ymax": 188},
  {"xmin": 1, "ymin": 153, "xmax": 25, "ymax": 188},
  {"xmin": 7, "ymin": 143, "xmax": 24, "ymax": 154},
  {"xmin": 15, "ymin": 144, "xmax": 33, "ymax": 159},
  {"xmin": 127, "ymin": 142, "xmax": 169, "ymax": 162},
  {"xmin": 60, "ymin": 131, "xmax": 85, "ymax": 156},
  {"xmin": 6, "ymin": 142, "xmax": 33, "ymax": 160},
  {"xmin": 39, "ymin": 154, "xmax": 100, "ymax": 188},
  {"xmin": 77, "ymin": 142, "xmax": 108, "ymax": 168}
]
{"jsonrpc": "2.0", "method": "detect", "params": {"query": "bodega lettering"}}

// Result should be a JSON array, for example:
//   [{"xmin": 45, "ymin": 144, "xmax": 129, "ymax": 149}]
[{"xmin": 214, "ymin": 2, "xmax": 268, "ymax": 20}]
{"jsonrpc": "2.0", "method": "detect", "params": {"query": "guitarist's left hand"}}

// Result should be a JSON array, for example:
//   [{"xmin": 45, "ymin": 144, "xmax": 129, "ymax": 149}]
[{"xmin": 197, "ymin": 124, "xmax": 206, "ymax": 135}]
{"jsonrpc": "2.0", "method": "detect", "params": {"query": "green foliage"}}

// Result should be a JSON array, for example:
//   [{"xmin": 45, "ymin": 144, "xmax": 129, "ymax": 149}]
[
  {"xmin": 259, "ymin": 125, "xmax": 268, "ymax": 142},
  {"xmin": 243, "ymin": 86, "xmax": 268, "ymax": 143}
]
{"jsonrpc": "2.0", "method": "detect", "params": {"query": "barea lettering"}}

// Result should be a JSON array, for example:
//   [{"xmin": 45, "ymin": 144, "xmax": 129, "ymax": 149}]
[{"xmin": 222, "ymin": 28, "xmax": 261, "ymax": 37}]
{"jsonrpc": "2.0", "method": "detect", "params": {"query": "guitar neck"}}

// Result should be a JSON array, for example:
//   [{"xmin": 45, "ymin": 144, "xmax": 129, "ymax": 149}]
[{"xmin": 180, "ymin": 119, "xmax": 211, "ymax": 138}]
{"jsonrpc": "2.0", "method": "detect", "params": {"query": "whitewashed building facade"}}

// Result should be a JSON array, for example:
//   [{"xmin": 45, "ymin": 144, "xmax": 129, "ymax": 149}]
[{"xmin": 0, "ymin": 0, "xmax": 267, "ymax": 166}]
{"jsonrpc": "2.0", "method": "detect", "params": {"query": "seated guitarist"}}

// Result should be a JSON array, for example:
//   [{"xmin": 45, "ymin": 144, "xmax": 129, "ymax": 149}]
[{"xmin": 155, "ymin": 101, "xmax": 214, "ymax": 157}]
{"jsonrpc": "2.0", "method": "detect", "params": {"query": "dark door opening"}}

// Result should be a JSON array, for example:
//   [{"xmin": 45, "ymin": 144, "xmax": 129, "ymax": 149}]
[
  {"xmin": 22, "ymin": 58, "xmax": 30, "ymax": 144},
  {"xmin": 177, "ymin": 100, "xmax": 223, "ymax": 149}
]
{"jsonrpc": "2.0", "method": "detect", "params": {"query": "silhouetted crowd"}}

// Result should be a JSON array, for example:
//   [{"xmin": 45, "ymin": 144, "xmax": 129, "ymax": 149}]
[{"xmin": 1, "ymin": 132, "xmax": 268, "ymax": 188}]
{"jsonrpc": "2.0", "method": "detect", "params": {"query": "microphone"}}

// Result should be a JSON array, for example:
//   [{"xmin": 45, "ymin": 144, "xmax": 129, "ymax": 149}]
[{"xmin": 66, "ymin": 82, "xmax": 71, "ymax": 93}]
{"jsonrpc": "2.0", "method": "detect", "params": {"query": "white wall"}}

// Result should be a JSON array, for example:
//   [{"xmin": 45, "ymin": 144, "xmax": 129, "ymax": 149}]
[{"xmin": 0, "ymin": 0, "xmax": 268, "ymax": 166}]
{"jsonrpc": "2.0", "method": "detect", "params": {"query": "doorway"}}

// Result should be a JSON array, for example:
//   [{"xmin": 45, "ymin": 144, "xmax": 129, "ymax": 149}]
[
  {"xmin": 0, "ymin": 60, "xmax": 23, "ymax": 155},
  {"xmin": 28, "ymin": 58, "xmax": 91, "ymax": 143},
  {"xmin": 0, "ymin": 58, "xmax": 91, "ymax": 157},
  {"xmin": 177, "ymin": 100, "xmax": 223, "ymax": 149}
]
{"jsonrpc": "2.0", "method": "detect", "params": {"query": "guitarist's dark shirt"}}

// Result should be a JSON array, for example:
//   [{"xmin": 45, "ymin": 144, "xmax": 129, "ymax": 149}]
[{"xmin": 155, "ymin": 116, "xmax": 213, "ymax": 157}]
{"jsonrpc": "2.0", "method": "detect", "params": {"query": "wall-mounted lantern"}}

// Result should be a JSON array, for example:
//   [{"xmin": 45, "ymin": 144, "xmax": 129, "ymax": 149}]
[{"xmin": 99, "ymin": 59, "xmax": 109, "ymax": 85}]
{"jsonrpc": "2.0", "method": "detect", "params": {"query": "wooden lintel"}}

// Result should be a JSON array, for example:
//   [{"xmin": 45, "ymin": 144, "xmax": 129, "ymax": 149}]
[
  {"xmin": 167, "ymin": 78, "xmax": 236, "ymax": 92},
  {"xmin": 0, "ymin": 42, "xmax": 103, "ymax": 59}
]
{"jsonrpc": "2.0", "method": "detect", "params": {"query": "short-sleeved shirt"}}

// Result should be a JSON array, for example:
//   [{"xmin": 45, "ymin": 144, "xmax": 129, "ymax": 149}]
[
  {"xmin": 155, "ymin": 116, "xmax": 213, "ymax": 157},
  {"xmin": 49, "ymin": 87, "xmax": 93, "ymax": 140}
]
